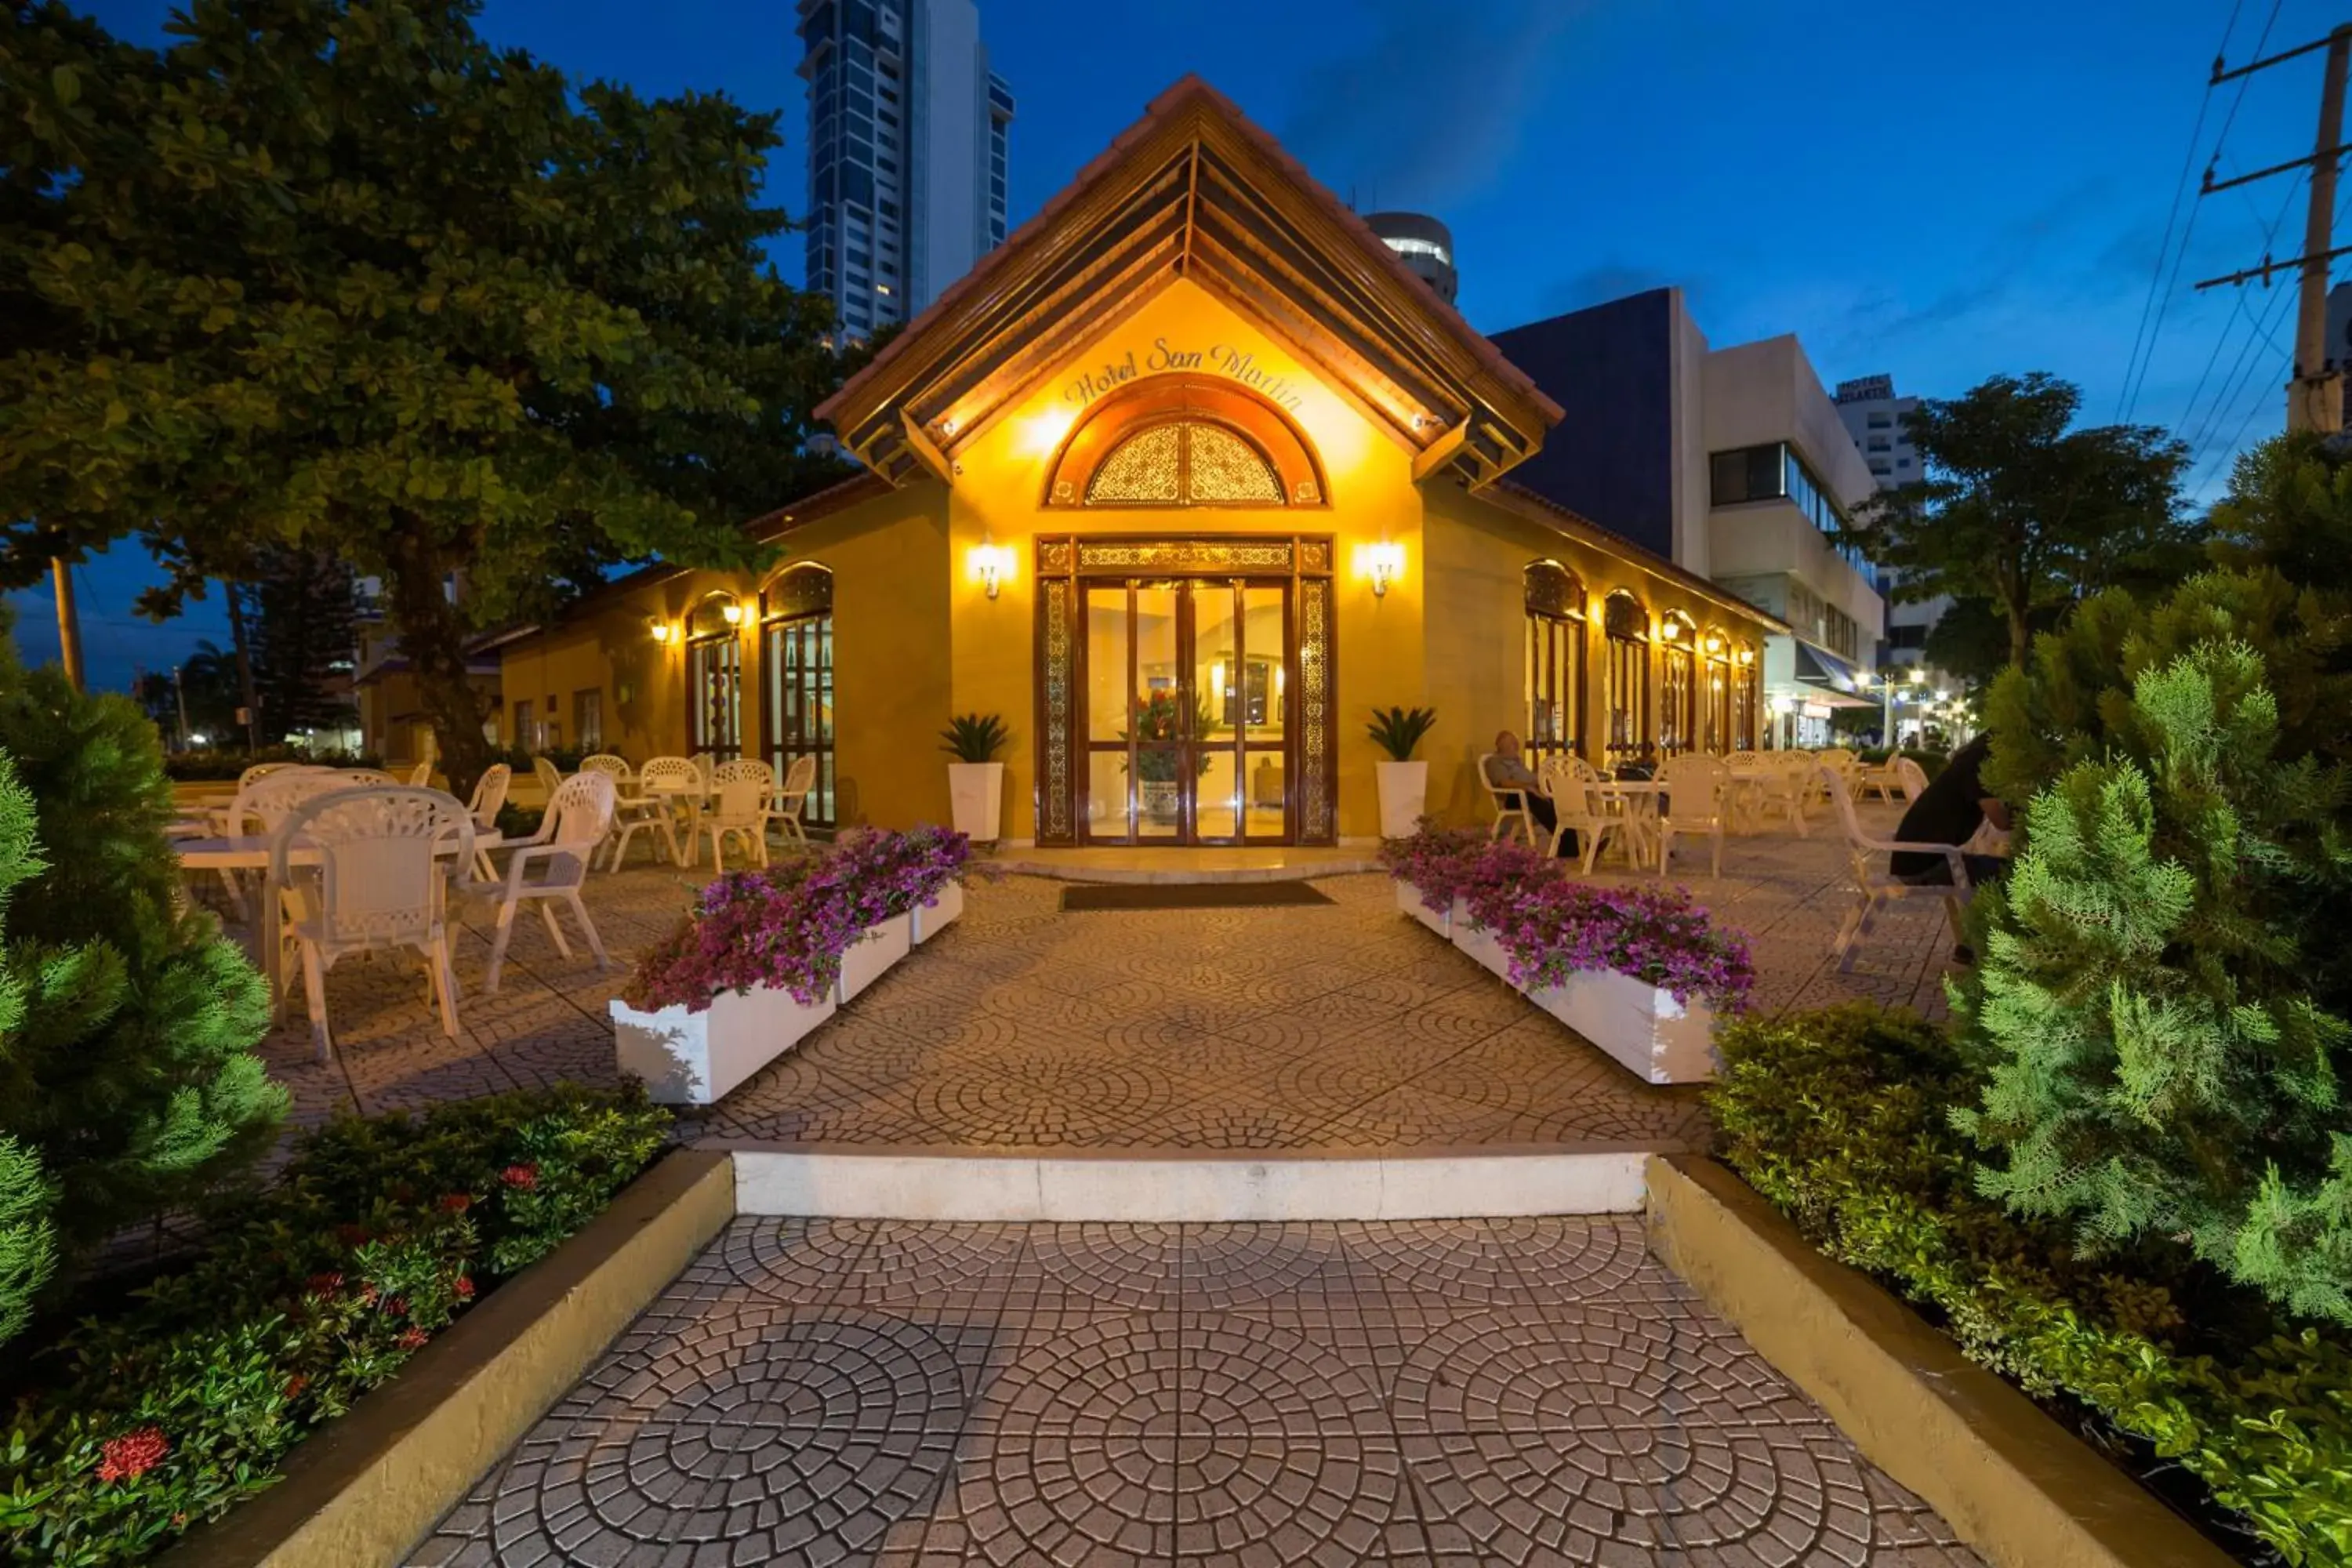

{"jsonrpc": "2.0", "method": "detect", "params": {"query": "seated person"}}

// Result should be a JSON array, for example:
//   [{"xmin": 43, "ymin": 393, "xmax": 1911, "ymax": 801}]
[
  {"xmin": 1485, "ymin": 731, "xmax": 1576, "ymax": 858},
  {"xmin": 1890, "ymin": 731, "xmax": 2012, "ymax": 889}
]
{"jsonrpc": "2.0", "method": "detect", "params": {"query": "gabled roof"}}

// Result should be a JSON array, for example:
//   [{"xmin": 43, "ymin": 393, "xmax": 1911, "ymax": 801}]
[{"xmin": 818, "ymin": 76, "xmax": 1563, "ymax": 492}]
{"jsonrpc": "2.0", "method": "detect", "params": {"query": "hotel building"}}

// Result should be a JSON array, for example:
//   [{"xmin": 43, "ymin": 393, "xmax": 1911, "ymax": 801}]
[{"xmin": 488, "ymin": 79, "xmax": 1784, "ymax": 847}]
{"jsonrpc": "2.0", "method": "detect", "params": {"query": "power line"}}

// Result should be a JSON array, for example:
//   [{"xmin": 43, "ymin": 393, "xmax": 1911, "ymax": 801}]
[
  {"xmin": 2124, "ymin": 0, "xmax": 2282, "ymax": 422},
  {"xmin": 2176, "ymin": 166, "xmax": 2306, "ymax": 437}
]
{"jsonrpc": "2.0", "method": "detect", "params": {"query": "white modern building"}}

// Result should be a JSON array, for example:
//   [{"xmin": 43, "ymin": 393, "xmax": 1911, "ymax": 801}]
[
  {"xmin": 1493, "ymin": 289, "xmax": 1887, "ymax": 747},
  {"xmin": 1835, "ymin": 372, "xmax": 1950, "ymax": 726},
  {"xmin": 797, "ymin": 0, "xmax": 1014, "ymax": 339}
]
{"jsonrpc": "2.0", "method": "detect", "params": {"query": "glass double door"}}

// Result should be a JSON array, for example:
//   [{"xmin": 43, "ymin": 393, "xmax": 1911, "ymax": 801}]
[{"xmin": 1083, "ymin": 578, "xmax": 1293, "ymax": 844}]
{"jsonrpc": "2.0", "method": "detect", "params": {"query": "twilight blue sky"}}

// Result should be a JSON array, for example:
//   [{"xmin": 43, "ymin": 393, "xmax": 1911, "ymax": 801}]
[{"xmin": 26, "ymin": 0, "xmax": 2343, "ymax": 686}]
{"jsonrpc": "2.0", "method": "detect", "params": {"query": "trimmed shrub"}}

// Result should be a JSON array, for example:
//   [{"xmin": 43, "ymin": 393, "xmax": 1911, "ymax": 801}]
[
  {"xmin": 1711, "ymin": 1004, "xmax": 2352, "ymax": 1567},
  {"xmin": 1962, "ymin": 571, "xmax": 2352, "ymax": 1326},
  {"xmin": 0, "ymin": 1084, "xmax": 671, "ymax": 1567}
]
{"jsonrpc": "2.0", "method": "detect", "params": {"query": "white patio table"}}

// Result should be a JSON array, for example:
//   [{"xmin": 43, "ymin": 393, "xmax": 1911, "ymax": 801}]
[
  {"xmin": 1590, "ymin": 779, "xmax": 1666, "ymax": 868},
  {"xmin": 639, "ymin": 774, "xmax": 717, "ymax": 866},
  {"xmin": 176, "ymin": 829, "xmax": 504, "ymax": 1008}
]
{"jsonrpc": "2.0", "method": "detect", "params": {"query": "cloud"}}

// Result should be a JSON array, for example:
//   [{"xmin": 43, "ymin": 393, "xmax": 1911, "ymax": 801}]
[{"xmin": 1279, "ymin": 0, "xmax": 1582, "ymax": 213}]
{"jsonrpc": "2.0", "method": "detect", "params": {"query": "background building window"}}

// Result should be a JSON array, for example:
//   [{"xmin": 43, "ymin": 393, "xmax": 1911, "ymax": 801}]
[
  {"xmin": 512, "ymin": 699, "xmax": 534, "ymax": 751},
  {"xmin": 573, "ymin": 689, "xmax": 603, "ymax": 750},
  {"xmin": 1657, "ymin": 613, "xmax": 1697, "ymax": 756},
  {"xmin": 684, "ymin": 594, "xmax": 742, "ymax": 760},
  {"xmin": 764, "ymin": 564, "xmax": 836, "ymax": 830}
]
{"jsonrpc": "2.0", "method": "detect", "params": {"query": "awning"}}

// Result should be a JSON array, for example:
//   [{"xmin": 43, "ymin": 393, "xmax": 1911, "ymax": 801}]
[{"xmin": 1785, "ymin": 643, "xmax": 1878, "ymax": 709}]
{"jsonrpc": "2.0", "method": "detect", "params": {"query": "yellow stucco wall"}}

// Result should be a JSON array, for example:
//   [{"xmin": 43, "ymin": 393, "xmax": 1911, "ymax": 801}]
[{"xmin": 493, "ymin": 274, "xmax": 1772, "ymax": 842}]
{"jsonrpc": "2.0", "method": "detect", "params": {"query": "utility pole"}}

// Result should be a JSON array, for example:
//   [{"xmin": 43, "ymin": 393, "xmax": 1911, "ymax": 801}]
[
  {"xmin": 49, "ymin": 558, "xmax": 84, "ymax": 692},
  {"xmin": 2195, "ymin": 24, "xmax": 2352, "ymax": 434}
]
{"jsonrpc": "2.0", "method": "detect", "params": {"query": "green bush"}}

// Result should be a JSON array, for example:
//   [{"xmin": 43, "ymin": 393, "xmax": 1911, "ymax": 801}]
[
  {"xmin": 0, "ymin": 1083, "xmax": 671, "ymax": 1567},
  {"xmin": 1962, "ymin": 571, "xmax": 2352, "ymax": 1326},
  {"xmin": 0, "ymin": 632, "xmax": 285, "ymax": 1285},
  {"xmin": 1710, "ymin": 1004, "xmax": 2352, "ymax": 1567}
]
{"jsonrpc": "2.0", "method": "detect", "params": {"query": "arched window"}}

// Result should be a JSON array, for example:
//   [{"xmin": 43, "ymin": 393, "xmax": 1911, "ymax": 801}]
[
  {"xmin": 1523, "ymin": 561, "xmax": 1585, "ymax": 762},
  {"xmin": 1658, "ymin": 611, "xmax": 1698, "ymax": 756},
  {"xmin": 1700, "ymin": 626, "xmax": 1735, "ymax": 752},
  {"xmin": 685, "ymin": 591, "xmax": 744, "ymax": 760},
  {"xmin": 1046, "ymin": 374, "xmax": 1326, "ymax": 508},
  {"xmin": 1602, "ymin": 591, "xmax": 1650, "ymax": 763},
  {"xmin": 761, "ymin": 563, "xmax": 835, "ymax": 829}
]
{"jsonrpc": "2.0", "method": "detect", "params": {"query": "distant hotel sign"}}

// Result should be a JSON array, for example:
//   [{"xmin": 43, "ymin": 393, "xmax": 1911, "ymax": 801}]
[{"xmin": 1063, "ymin": 338, "xmax": 1309, "ymax": 414}]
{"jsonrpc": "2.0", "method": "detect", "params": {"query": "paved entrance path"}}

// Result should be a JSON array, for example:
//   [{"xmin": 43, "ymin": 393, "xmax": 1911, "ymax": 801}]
[{"xmin": 410, "ymin": 1217, "xmax": 1981, "ymax": 1567}]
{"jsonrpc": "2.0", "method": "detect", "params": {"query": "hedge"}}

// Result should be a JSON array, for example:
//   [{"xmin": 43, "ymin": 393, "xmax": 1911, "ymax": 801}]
[
  {"xmin": 1709, "ymin": 1004, "xmax": 2352, "ymax": 1567},
  {"xmin": 0, "ymin": 1084, "xmax": 672, "ymax": 1566}
]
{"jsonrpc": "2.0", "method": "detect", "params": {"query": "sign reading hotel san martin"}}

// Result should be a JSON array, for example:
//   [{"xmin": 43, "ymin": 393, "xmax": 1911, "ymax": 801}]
[{"xmin": 1063, "ymin": 339, "xmax": 1308, "ymax": 413}]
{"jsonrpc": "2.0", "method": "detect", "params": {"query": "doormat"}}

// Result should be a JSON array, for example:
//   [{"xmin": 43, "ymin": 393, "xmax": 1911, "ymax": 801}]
[{"xmin": 1059, "ymin": 881, "xmax": 1336, "ymax": 912}]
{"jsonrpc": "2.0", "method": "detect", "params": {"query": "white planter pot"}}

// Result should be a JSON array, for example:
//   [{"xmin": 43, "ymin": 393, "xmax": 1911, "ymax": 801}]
[
  {"xmin": 1525, "ymin": 967, "xmax": 1718, "ymax": 1085},
  {"xmin": 948, "ymin": 762, "xmax": 1004, "ymax": 842},
  {"xmin": 1375, "ymin": 760, "xmax": 1428, "ymax": 839},
  {"xmin": 837, "ymin": 911, "xmax": 914, "ymax": 1004},
  {"xmin": 610, "ymin": 983, "xmax": 838, "ymax": 1106},
  {"xmin": 1451, "ymin": 918, "xmax": 1516, "ymax": 982},
  {"xmin": 1396, "ymin": 879, "xmax": 1450, "ymax": 937},
  {"xmin": 912, "ymin": 879, "xmax": 964, "ymax": 943}
]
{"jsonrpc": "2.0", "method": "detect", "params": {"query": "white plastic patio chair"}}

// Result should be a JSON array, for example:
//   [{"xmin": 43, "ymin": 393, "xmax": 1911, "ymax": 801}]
[
  {"xmin": 465, "ymin": 762, "xmax": 512, "ymax": 879},
  {"xmin": 272, "ymin": 786, "xmax": 473, "ymax": 1063},
  {"xmin": 1819, "ymin": 764, "xmax": 1971, "ymax": 973},
  {"xmin": 1893, "ymin": 756, "xmax": 1931, "ymax": 803},
  {"xmin": 1655, "ymin": 753, "xmax": 1730, "ymax": 880},
  {"xmin": 1537, "ymin": 757, "xmax": 1624, "ymax": 874},
  {"xmin": 338, "ymin": 768, "xmax": 397, "ymax": 786},
  {"xmin": 702, "ymin": 760, "xmax": 775, "ymax": 873},
  {"xmin": 772, "ymin": 754, "xmax": 818, "ymax": 843},
  {"xmin": 606, "ymin": 756, "xmax": 691, "ymax": 870},
  {"xmin": 1478, "ymin": 754, "xmax": 1537, "ymax": 844},
  {"xmin": 458, "ymin": 771, "xmax": 615, "ymax": 994},
  {"xmin": 532, "ymin": 755, "xmax": 565, "ymax": 804},
  {"xmin": 406, "ymin": 759, "xmax": 434, "ymax": 786}
]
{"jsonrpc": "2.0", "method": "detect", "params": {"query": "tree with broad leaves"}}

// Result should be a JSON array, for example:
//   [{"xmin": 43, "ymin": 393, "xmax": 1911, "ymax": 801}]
[
  {"xmin": 0, "ymin": 0, "xmax": 854, "ymax": 797},
  {"xmin": 1841, "ymin": 372, "xmax": 2198, "ymax": 671}
]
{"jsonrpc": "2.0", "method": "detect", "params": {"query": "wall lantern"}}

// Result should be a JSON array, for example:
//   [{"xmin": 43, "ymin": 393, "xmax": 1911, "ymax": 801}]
[
  {"xmin": 1703, "ymin": 633, "xmax": 1724, "ymax": 655},
  {"xmin": 648, "ymin": 619, "xmax": 675, "ymax": 644},
  {"xmin": 969, "ymin": 542, "xmax": 1012, "ymax": 601},
  {"xmin": 1658, "ymin": 619, "xmax": 1682, "ymax": 641},
  {"xmin": 1737, "ymin": 647, "xmax": 1755, "ymax": 666},
  {"xmin": 1362, "ymin": 541, "xmax": 1405, "ymax": 598},
  {"xmin": 720, "ymin": 598, "xmax": 745, "ymax": 626}
]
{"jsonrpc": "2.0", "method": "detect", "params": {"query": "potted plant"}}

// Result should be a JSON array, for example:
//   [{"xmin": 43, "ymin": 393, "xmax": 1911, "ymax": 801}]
[
  {"xmin": 940, "ymin": 713, "xmax": 1009, "ymax": 844},
  {"xmin": 1123, "ymin": 692, "xmax": 1214, "ymax": 824},
  {"xmin": 1367, "ymin": 705, "xmax": 1438, "ymax": 838}
]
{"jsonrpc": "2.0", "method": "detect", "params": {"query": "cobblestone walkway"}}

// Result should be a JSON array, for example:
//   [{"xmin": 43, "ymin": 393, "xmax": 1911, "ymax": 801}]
[
  {"xmin": 409, "ymin": 1217, "xmax": 1982, "ymax": 1567},
  {"xmin": 233, "ymin": 804, "xmax": 1952, "ymax": 1153}
]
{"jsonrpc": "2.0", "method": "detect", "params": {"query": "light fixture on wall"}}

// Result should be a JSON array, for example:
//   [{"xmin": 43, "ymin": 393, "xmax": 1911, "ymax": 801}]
[
  {"xmin": 1361, "ymin": 541, "xmax": 1404, "ymax": 598},
  {"xmin": 969, "ymin": 541, "xmax": 1011, "ymax": 601},
  {"xmin": 648, "ymin": 619, "xmax": 674, "ymax": 644},
  {"xmin": 1737, "ymin": 647, "xmax": 1755, "ymax": 666},
  {"xmin": 1658, "ymin": 619, "xmax": 1682, "ymax": 641},
  {"xmin": 1704, "ymin": 633, "xmax": 1724, "ymax": 655},
  {"xmin": 720, "ymin": 598, "xmax": 745, "ymax": 626}
]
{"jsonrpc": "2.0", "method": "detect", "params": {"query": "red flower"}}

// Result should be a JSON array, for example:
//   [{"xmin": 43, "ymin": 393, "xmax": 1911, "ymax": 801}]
[
  {"xmin": 452, "ymin": 1276, "xmax": 476, "ymax": 1302},
  {"xmin": 499, "ymin": 1164, "xmax": 539, "ymax": 1192},
  {"xmin": 283, "ymin": 1374, "xmax": 309, "ymax": 1401},
  {"xmin": 384, "ymin": 1295, "xmax": 408, "ymax": 1318},
  {"xmin": 395, "ymin": 1328, "xmax": 430, "ymax": 1351},
  {"xmin": 303, "ymin": 1271, "xmax": 344, "ymax": 1298},
  {"xmin": 96, "ymin": 1428, "xmax": 169, "ymax": 1483},
  {"xmin": 336, "ymin": 1223, "xmax": 371, "ymax": 1248},
  {"xmin": 437, "ymin": 1192, "xmax": 473, "ymax": 1213}
]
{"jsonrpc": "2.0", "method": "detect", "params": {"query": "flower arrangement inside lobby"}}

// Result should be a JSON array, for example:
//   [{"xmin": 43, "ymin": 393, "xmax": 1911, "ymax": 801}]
[{"xmin": 625, "ymin": 826, "xmax": 970, "ymax": 1013}]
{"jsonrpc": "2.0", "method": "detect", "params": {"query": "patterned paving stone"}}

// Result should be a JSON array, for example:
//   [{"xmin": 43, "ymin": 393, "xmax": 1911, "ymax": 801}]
[{"xmin": 411, "ymin": 1218, "xmax": 1984, "ymax": 1567}]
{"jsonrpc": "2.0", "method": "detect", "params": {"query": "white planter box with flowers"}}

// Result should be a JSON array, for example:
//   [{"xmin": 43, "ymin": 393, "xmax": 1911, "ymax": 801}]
[
  {"xmin": 1523, "ymin": 968, "xmax": 1718, "ymax": 1085},
  {"xmin": 1395, "ymin": 879, "xmax": 1451, "ymax": 938},
  {"xmin": 1451, "ymin": 916, "xmax": 1516, "ymax": 983},
  {"xmin": 611, "ymin": 984, "xmax": 838, "ymax": 1107},
  {"xmin": 912, "ymin": 879, "xmax": 964, "ymax": 943},
  {"xmin": 836, "ymin": 911, "xmax": 914, "ymax": 1003}
]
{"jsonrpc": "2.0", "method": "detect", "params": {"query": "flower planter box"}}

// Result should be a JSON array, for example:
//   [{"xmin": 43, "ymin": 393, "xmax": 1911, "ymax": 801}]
[
  {"xmin": 611, "ymin": 985, "xmax": 838, "ymax": 1106},
  {"xmin": 912, "ymin": 880, "xmax": 964, "ymax": 944},
  {"xmin": 1526, "ymin": 968, "xmax": 1718, "ymax": 1084},
  {"xmin": 1451, "ymin": 918, "xmax": 1516, "ymax": 983},
  {"xmin": 1396, "ymin": 879, "xmax": 1450, "ymax": 937},
  {"xmin": 836, "ymin": 911, "xmax": 913, "ymax": 1003}
]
